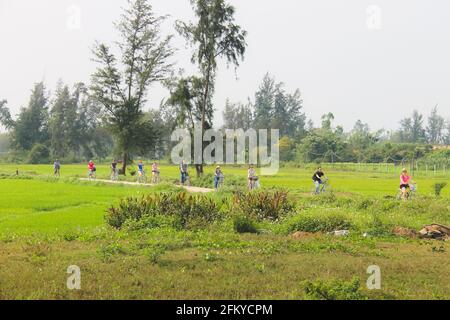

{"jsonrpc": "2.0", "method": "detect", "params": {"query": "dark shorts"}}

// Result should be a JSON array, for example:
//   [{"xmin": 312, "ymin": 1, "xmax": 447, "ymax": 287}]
[{"xmin": 400, "ymin": 184, "xmax": 409, "ymax": 189}]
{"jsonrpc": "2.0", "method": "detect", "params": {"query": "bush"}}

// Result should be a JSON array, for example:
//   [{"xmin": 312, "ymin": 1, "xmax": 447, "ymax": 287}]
[
  {"xmin": 106, "ymin": 192, "xmax": 223, "ymax": 230},
  {"xmin": 122, "ymin": 215, "xmax": 181, "ymax": 231},
  {"xmin": 232, "ymin": 190, "xmax": 295, "ymax": 221},
  {"xmin": 357, "ymin": 198, "xmax": 375, "ymax": 210},
  {"xmin": 283, "ymin": 214, "xmax": 352, "ymax": 233},
  {"xmin": 366, "ymin": 214, "xmax": 392, "ymax": 237},
  {"xmin": 27, "ymin": 144, "xmax": 50, "ymax": 164},
  {"xmin": 233, "ymin": 215, "xmax": 259, "ymax": 234},
  {"xmin": 303, "ymin": 277, "xmax": 368, "ymax": 300},
  {"xmin": 433, "ymin": 182, "xmax": 447, "ymax": 197}
]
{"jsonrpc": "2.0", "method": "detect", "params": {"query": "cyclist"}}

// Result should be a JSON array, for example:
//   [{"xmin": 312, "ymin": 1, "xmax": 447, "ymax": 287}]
[
  {"xmin": 247, "ymin": 164, "xmax": 258, "ymax": 190},
  {"xmin": 214, "ymin": 166, "xmax": 224, "ymax": 190},
  {"xmin": 111, "ymin": 159, "xmax": 118, "ymax": 180},
  {"xmin": 399, "ymin": 168, "xmax": 413, "ymax": 200},
  {"xmin": 151, "ymin": 162, "xmax": 160, "ymax": 183},
  {"xmin": 53, "ymin": 159, "xmax": 61, "ymax": 177},
  {"xmin": 88, "ymin": 160, "xmax": 96, "ymax": 179},
  {"xmin": 312, "ymin": 167, "xmax": 325, "ymax": 194},
  {"xmin": 137, "ymin": 160, "xmax": 145, "ymax": 182},
  {"xmin": 180, "ymin": 160, "xmax": 188, "ymax": 185}
]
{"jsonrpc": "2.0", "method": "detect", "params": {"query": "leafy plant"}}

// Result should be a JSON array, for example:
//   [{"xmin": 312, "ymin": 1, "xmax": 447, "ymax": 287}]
[
  {"xmin": 303, "ymin": 277, "xmax": 368, "ymax": 300},
  {"xmin": 284, "ymin": 214, "xmax": 351, "ymax": 233},
  {"xmin": 232, "ymin": 190, "xmax": 295, "ymax": 221},
  {"xmin": 98, "ymin": 242, "xmax": 126, "ymax": 262},
  {"xmin": 233, "ymin": 215, "xmax": 259, "ymax": 234},
  {"xmin": 144, "ymin": 244, "xmax": 166, "ymax": 264},
  {"xmin": 106, "ymin": 192, "xmax": 224, "ymax": 230},
  {"xmin": 433, "ymin": 182, "xmax": 447, "ymax": 197}
]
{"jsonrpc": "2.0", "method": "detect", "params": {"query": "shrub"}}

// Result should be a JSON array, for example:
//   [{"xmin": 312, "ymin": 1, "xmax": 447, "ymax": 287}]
[
  {"xmin": 303, "ymin": 277, "xmax": 368, "ymax": 300},
  {"xmin": 233, "ymin": 215, "xmax": 259, "ymax": 234},
  {"xmin": 284, "ymin": 214, "xmax": 352, "ymax": 233},
  {"xmin": 106, "ymin": 192, "xmax": 223, "ymax": 230},
  {"xmin": 144, "ymin": 244, "xmax": 166, "ymax": 264},
  {"xmin": 309, "ymin": 192, "xmax": 337, "ymax": 205},
  {"xmin": 122, "ymin": 215, "xmax": 181, "ymax": 231},
  {"xmin": 232, "ymin": 190, "xmax": 295, "ymax": 221},
  {"xmin": 366, "ymin": 214, "xmax": 392, "ymax": 237},
  {"xmin": 27, "ymin": 144, "xmax": 50, "ymax": 164},
  {"xmin": 98, "ymin": 242, "xmax": 126, "ymax": 262},
  {"xmin": 357, "ymin": 198, "xmax": 375, "ymax": 210},
  {"xmin": 433, "ymin": 182, "xmax": 447, "ymax": 197}
]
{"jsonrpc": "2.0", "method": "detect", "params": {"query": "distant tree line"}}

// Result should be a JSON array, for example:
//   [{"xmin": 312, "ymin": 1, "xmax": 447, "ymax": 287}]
[{"xmin": 220, "ymin": 73, "xmax": 450, "ymax": 164}]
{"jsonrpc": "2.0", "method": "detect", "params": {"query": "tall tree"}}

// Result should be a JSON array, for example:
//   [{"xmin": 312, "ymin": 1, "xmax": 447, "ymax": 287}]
[
  {"xmin": 222, "ymin": 99, "xmax": 253, "ymax": 130},
  {"xmin": 0, "ymin": 100, "xmax": 14, "ymax": 130},
  {"xmin": 321, "ymin": 113, "xmax": 335, "ymax": 131},
  {"xmin": 253, "ymin": 73, "xmax": 276, "ymax": 130},
  {"xmin": 49, "ymin": 82, "xmax": 72, "ymax": 158},
  {"xmin": 11, "ymin": 82, "xmax": 49, "ymax": 150},
  {"xmin": 349, "ymin": 120, "xmax": 379, "ymax": 162},
  {"xmin": 252, "ymin": 73, "xmax": 305, "ymax": 138},
  {"xmin": 176, "ymin": 0, "xmax": 247, "ymax": 175},
  {"xmin": 91, "ymin": 0, "xmax": 173, "ymax": 174},
  {"xmin": 445, "ymin": 119, "xmax": 450, "ymax": 145},
  {"xmin": 411, "ymin": 110, "xmax": 426, "ymax": 143},
  {"xmin": 426, "ymin": 105, "xmax": 445, "ymax": 144}
]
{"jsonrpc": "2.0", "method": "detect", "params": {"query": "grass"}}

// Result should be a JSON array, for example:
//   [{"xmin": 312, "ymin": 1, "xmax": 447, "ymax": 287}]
[
  {"xmin": 0, "ymin": 178, "xmax": 177, "ymax": 236},
  {"xmin": 1, "ymin": 163, "xmax": 449, "ymax": 196},
  {"xmin": 0, "ymin": 163, "xmax": 448, "ymax": 300}
]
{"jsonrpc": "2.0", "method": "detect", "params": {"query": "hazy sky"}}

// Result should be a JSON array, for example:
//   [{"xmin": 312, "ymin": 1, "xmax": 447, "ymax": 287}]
[{"xmin": 1, "ymin": 0, "xmax": 449, "ymax": 132}]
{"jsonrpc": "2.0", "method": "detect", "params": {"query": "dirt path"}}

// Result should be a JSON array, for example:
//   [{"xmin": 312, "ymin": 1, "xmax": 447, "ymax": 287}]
[{"xmin": 79, "ymin": 178, "xmax": 214, "ymax": 193}]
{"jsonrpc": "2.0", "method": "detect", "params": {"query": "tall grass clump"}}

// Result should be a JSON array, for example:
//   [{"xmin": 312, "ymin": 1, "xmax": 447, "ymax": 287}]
[
  {"xmin": 106, "ymin": 192, "xmax": 223, "ymax": 230},
  {"xmin": 281, "ymin": 213, "xmax": 352, "ymax": 234},
  {"xmin": 233, "ymin": 215, "xmax": 259, "ymax": 234},
  {"xmin": 303, "ymin": 277, "xmax": 368, "ymax": 300},
  {"xmin": 231, "ymin": 190, "xmax": 295, "ymax": 221},
  {"xmin": 433, "ymin": 182, "xmax": 447, "ymax": 197}
]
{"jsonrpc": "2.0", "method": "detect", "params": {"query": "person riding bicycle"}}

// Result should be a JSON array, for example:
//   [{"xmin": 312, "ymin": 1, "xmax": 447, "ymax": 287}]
[
  {"xmin": 151, "ymin": 162, "xmax": 160, "ymax": 182},
  {"xmin": 180, "ymin": 160, "xmax": 188, "ymax": 185},
  {"xmin": 137, "ymin": 160, "xmax": 145, "ymax": 176},
  {"xmin": 53, "ymin": 159, "xmax": 61, "ymax": 176},
  {"xmin": 312, "ymin": 167, "xmax": 326, "ymax": 194},
  {"xmin": 88, "ymin": 160, "xmax": 96, "ymax": 177},
  {"xmin": 248, "ymin": 164, "xmax": 258, "ymax": 190},
  {"xmin": 399, "ymin": 168, "xmax": 414, "ymax": 200},
  {"xmin": 111, "ymin": 159, "xmax": 118, "ymax": 178},
  {"xmin": 214, "ymin": 166, "xmax": 224, "ymax": 190}
]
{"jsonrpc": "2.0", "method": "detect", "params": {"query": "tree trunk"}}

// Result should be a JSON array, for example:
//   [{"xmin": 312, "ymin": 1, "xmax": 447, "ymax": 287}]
[
  {"xmin": 121, "ymin": 151, "xmax": 128, "ymax": 175},
  {"xmin": 197, "ymin": 62, "xmax": 212, "ymax": 177}
]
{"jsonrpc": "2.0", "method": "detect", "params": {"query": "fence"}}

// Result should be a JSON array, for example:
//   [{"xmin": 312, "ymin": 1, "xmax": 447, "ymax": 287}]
[{"xmin": 300, "ymin": 161, "xmax": 449, "ymax": 177}]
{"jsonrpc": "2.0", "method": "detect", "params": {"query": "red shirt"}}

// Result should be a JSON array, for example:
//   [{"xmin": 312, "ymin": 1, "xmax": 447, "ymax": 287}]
[
  {"xmin": 88, "ymin": 163, "xmax": 95, "ymax": 170},
  {"xmin": 400, "ymin": 174, "xmax": 410, "ymax": 185}
]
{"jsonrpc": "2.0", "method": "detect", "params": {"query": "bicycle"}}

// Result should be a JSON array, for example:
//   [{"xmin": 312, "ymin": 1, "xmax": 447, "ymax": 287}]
[
  {"xmin": 183, "ymin": 173, "xmax": 191, "ymax": 187},
  {"xmin": 248, "ymin": 176, "xmax": 260, "ymax": 190},
  {"xmin": 151, "ymin": 171, "xmax": 160, "ymax": 184},
  {"xmin": 88, "ymin": 169, "xmax": 96, "ymax": 181},
  {"xmin": 137, "ymin": 170, "xmax": 147, "ymax": 184},
  {"xmin": 311, "ymin": 178, "xmax": 330, "ymax": 195},
  {"xmin": 397, "ymin": 183, "xmax": 416, "ymax": 200},
  {"xmin": 215, "ymin": 174, "xmax": 225, "ymax": 189},
  {"xmin": 110, "ymin": 168, "xmax": 119, "ymax": 181},
  {"xmin": 54, "ymin": 168, "xmax": 60, "ymax": 178}
]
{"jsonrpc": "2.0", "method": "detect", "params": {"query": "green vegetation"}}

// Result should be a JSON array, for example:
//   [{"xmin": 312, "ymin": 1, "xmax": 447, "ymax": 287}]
[{"xmin": 0, "ymin": 164, "xmax": 448, "ymax": 299}]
